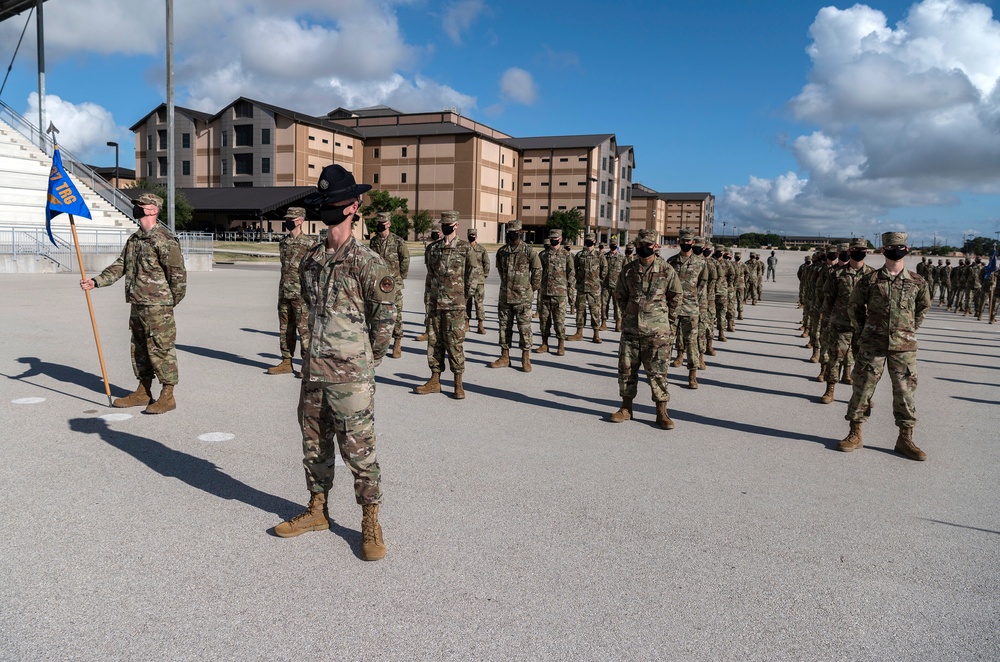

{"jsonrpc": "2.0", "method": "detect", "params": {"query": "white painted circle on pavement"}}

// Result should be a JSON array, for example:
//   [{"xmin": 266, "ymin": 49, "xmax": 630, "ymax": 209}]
[
  {"xmin": 99, "ymin": 413, "xmax": 132, "ymax": 422},
  {"xmin": 198, "ymin": 432, "xmax": 235, "ymax": 442},
  {"xmin": 12, "ymin": 397, "xmax": 45, "ymax": 405}
]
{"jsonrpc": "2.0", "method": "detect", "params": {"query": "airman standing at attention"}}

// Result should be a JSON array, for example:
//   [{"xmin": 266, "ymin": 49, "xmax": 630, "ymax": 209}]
[
  {"xmin": 712, "ymin": 245, "xmax": 730, "ymax": 342},
  {"xmin": 838, "ymin": 231, "xmax": 931, "ymax": 461},
  {"xmin": 818, "ymin": 239, "xmax": 873, "ymax": 404},
  {"xmin": 568, "ymin": 232, "xmax": 608, "ymax": 343},
  {"xmin": 701, "ymin": 240, "xmax": 719, "ymax": 358},
  {"xmin": 667, "ymin": 229, "xmax": 707, "ymax": 389},
  {"xmin": 766, "ymin": 250, "xmax": 778, "ymax": 282},
  {"xmin": 80, "ymin": 193, "xmax": 186, "ymax": 414},
  {"xmin": 265, "ymin": 207, "xmax": 316, "ymax": 376},
  {"xmin": 938, "ymin": 259, "xmax": 950, "ymax": 305},
  {"xmin": 733, "ymin": 252, "xmax": 747, "ymax": 321},
  {"xmin": 536, "ymin": 228, "xmax": 575, "ymax": 356},
  {"xmin": 465, "ymin": 226, "xmax": 490, "ymax": 335},
  {"xmin": 415, "ymin": 211, "xmax": 473, "ymax": 399},
  {"xmin": 601, "ymin": 237, "xmax": 626, "ymax": 332},
  {"xmin": 489, "ymin": 220, "xmax": 542, "ymax": 372},
  {"xmin": 415, "ymin": 223, "xmax": 443, "ymax": 343},
  {"xmin": 610, "ymin": 229, "xmax": 683, "ymax": 429},
  {"xmin": 369, "ymin": 211, "xmax": 409, "ymax": 358}
]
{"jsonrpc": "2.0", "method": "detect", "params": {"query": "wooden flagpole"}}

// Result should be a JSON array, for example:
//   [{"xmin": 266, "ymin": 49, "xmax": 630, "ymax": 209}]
[{"xmin": 69, "ymin": 214, "xmax": 113, "ymax": 406}]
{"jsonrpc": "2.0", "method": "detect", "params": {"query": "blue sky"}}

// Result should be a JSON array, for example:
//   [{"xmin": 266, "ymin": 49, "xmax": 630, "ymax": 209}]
[{"xmin": 2, "ymin": 0, "xmax": 999, "ymax": 247}]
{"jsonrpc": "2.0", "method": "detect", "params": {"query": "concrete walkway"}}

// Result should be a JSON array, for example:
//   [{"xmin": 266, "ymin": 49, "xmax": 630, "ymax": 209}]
[{"xmin": 1, "ymin": 249, "xmax": 997, "ymax": 660}]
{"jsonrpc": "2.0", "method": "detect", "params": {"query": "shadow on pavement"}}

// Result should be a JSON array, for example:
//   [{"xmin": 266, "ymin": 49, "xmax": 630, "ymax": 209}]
[
  {"xmin": 951, "ymin": 396, "xmax": 1000, "ymax": 405},
  {"xmin": 177, "ymin": 343, "xmax": 272, "ymax": 370},
  {"xmin": 919, "ymin": 518, "xmax": 1000, "ymax": 536},
  {"xmin": 240, "ymin": 327, "xmax": 280, "ymax": 338},
  {"xmin": 11, "ymin": 356, "xmax": 131, "ymax": 398},
  {"xmin": 936, "ymin": 376, "xmax": 1000, "ymax": 387}
]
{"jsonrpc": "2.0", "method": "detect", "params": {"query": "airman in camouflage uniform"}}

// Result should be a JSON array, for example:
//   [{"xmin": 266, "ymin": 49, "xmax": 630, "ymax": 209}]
[
  {"xmin": 667, "ymin": 229, "xmax": 707, "ymax": 388},
  {"xmin": 272, "ymin": 164, "xmax": 391, "ymax": 561},
  {"xmin": 601, "ymin": 237, "xmax": 626, "ymax": 332},
  {"xmin": 970, "ymin": 256, "xmax": 985, "ymax": 319},
  {"xmin": 415, "ymin": 224, "xmax": 443, "ymax": 343},
  {"xmin": 568, "ymin": 232, "xmax": 608, "ymax": 343},
  {"xmin": 733, "ymin": 252, "xmax": 747, "ymax": 320},
  {"xmin": 82, "ymin": 193, "xmax": 186, "ymax": 414},
  {"xmin": 711, "ymin": 245, "xmax": 730, "ymax": 342},
  {"xmin": 839, "ymin": 231, "xmax": 931, "ymax": 462},
  {"xmin": 610, "ymin": 229, "xmax": 683, "ymax": 429},
  {"xmin": 465, "ymin": 227, "xmax": 490, "ymax": 334},
  {"xmin": 266, "ymin": 207, "xmax": 316, "ymax": 376},
  {"xmin": 700, "ymin": 240, "xmax": 719, "ymax": 359},
  {"xmin": 489, "ymin": 220, "xmax": 542, "ymax": 372},
  {"xmin": 536, "ymin": 228, "xmax": 575, "ymax": 356},
  {"xmin": 723, "ymin": 247, "xmax": 738, "ymax": 331},
  {"xmin": 415, "ymin": 211, "xmax": 473, "ymax": 399},
  {"xmin": 815, "ymin": 244, "xmax": 849, "ymax": 382},
  {"xmin": 937, "ymin": 259, "xmax": 950, "ymax": 305},
  {"xmin": 369, "ymin": 211, "xmax": 410, "ymax": 358},
  {"xmin": 566, "ymin": 241, "xmax": 578, "ymax": 315},
  {"xmin": 818, "ymin": 239, "xmax": 873, "ymax": 404}
]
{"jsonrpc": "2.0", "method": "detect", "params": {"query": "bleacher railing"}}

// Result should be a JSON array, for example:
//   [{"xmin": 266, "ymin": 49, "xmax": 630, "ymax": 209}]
[{"xmin": 0, "ymin": 225, "xmax": 214, "ymax": 263}]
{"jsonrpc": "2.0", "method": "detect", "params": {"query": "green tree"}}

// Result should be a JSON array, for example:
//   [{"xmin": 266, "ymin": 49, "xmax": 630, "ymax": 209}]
[
  {"xmin": 963, "ymin": 236, "xmax": 997, "ymax": 257},
  {"xmin": 359, "ymin": 189, "xmax": 409, "ymax": 237},
  {"xmin": 126, "ymin": 179, "xmax": 194, "ymax": 230},
  {"xmin": 546, "ymin": 209, "xmax": 584, "ymax": 244},
  {"xmin": 411, "ymin": 210, "xmax": 433, "ymax": 241}
]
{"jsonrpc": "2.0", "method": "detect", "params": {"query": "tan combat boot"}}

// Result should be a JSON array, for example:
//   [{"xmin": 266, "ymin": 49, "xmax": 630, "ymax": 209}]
[
  {"xmin": 717, "ymin": 329, "xmax": 727, "ymax": 342},
  {"xmin": 609, "ymin": 398, "xmax": 633, "ymax": 423},
  {"xmin": 266, "ymin": 358, "xmax": 293, "ymax": 375},
  {"xmin": 894, "ymin": 427, "xmax": 927, "ymax": 461},
  {"xmin": 389, "ymin": 337, "xmax": 402, "ymax": 359},
  {"xmin": 841, "ymin": 364, "xmax": 853, "ymax": 385},
  {"xmin": 414, "ymin": 373, "xmax": 441, "ymax": 394},
  {"xmin": 705, "ymin": 337, "xmax": 716, "ymax": 357},
  {"xmin": 477, "ymin": 320, "xmax": 486, "ymax": 334},
  {"xmin": 144, "ymin": 385, "xmax": 176, "ymax": 414},
  {"xmin": 415, "ymin": 331, "xmax": 429, "ymax": 342},
  {"xmin": 698, "ymin": 356, "xmax": 707, "ymax": 370},
  {"xmin": 567, "ymin": 327, "xmax": 584, "ymax": 341},
  {"xmin": 815, "ymin": 365, "xmax": 827, "ymax": 382},
  {"xmin": 737, "ymin": 312, "xmax": 744, "ymax": 320},
  {"xmin": 361, "ymin": 503, "xmax": 386, "ymax": 561},
  {"xmin": 488, "ymin": 349, "xmax": 510, "ymax": 368},
  {"xmin": 837, "ymin": 422, "xmax": 863, "ymax": 452},
  {"xmin": 600, "ymin": 319, "xmax": 608, "ymax": 331},
  {"xmin": 592, "ymin": 329, "xmax": 602, "ymax": 344},
  {"xmin": 534, "ymin": 338, "xmax": 549, "ymax": 354},
  {"xmin": 655, "ymin": 401, "xmax": 674, "ymax": 430},
  {"xmin": 809, "ymin": 347, "xmax": 820, "ymax": 363},
  {"xmin": 556, "ymin": 339, "xmax": 566, "ymax": 356},
  {"xmin": 819, "ymin": 382, "xmax": 836, "ymax": 404},
  {"xmin": 688, "ymin": 369, "xmax": 698, "ymax": 390},
  {"xmin": 453, "ymin": 373, "xmax": 465, "ymax": 400},
  {"xmin": 671, "ymin": 355, "xmax": 684, "ymax": 368},
  {"xmin": 727, "ymin": 319, "xmax": 735, "ymax": 332},
  {"xmin": 521, "ymin": 350, "xmax": 532, "ymax": 373},
  {"xmin": 112, "ymin": 379, "xmax": 154, "ymax": 408},
  {"xmin": 465, "ymin": 319, "xmax": 470, "ymax": 332},
  {"xmin": 274, "ymin": 491, "xmax": 329, "ymax": 537}
]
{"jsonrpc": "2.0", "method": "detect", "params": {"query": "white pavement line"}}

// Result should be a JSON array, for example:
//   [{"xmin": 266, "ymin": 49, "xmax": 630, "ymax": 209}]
[
  {"xmin": 98, "ymin": 413, "xmax": 132, "ymax": 422},
  {"xmin": 198, "ymin": 432, "xmax": 236, "ymax": 442},
  {"xmin": 12, "ymin": 397, "xmax": 45, "ymax": 404}
]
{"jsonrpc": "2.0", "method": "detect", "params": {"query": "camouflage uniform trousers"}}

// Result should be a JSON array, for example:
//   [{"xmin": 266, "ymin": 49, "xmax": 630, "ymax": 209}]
[
  {"xmin": 808, "ymin": 307, "xmax": 824, "ymax": 349},
  {"xmin": 674, "ymin": 315, "xmax": 701, "ymax": 367},
  {"xmin": 619, "ymin": 333, "xmax": 672, "ymax": 402},
  {"xmin": 939, "ymin": 283, "xmax": 948, "ymax": 305},
  {"xmin": 539, "ymin": 295, "xmax": 568, "ymax": 340},
  {"xmin": 498, "ymin": 302, "xmax": 533, "ymax": 350},
  {"xmin": 428, "ymin": 308, "xmax": 466, "ymax": 374},
  {"xmin": 735, "ymin": 286, "xmax": 745, "ymax": 317},
  {"xmin": 601, "ymin": 285, "xmax": 621, "ymax": 326},
  {"xmin": 846, "ymin": 349, "xmax": 918, "ymax": 428},
  {"xmin": 298, "ymin": 379, "xmax": 381, "ymax": 504},
  {"xmin": 576, "ymin": 292, "xmax": 602, "ymax": 331},
  {"xmin": 466, "ymin": 282, "xmax": 486, "ymax": 323},
  {"xmin": 700, "ymin": 300, "xmax": 714, "ymax": 352},
  {"xmin": 277, "ymin": 296, "xmax": 310, "ymax": 359},
  {"xmin": 129, "ymin": 304, "xmax": 178, "ymax": 385},
  {"xmin": 390, "ymin": 286, "xmax": 405, "ymax": 339},
  {"xmin": 974, "ymin": 288, "xmax": 986, "ymax": 317},
  {"xmin": 823, "ymin": 325, "xmax": 855, "ymax": 383},
  {"xmin": 727, "ymin": 288, "xmax": 737, "ymax": 324},
  {"xmin": 714, "ymin": 296, "xmax": 728, "ymax": 333}
]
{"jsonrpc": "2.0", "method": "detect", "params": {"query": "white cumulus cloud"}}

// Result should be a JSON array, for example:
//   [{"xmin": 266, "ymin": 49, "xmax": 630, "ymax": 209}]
[
  {"xmin": 24, "ymin": 93, "xmax": 130, "ymax": 164},
  {"xmin": 442, "ymin": 0, "xmax": 487, "ymax": 44},
  {"xmin": 499, "ymin": 67, "xmax": 538, "ymax": 105}
]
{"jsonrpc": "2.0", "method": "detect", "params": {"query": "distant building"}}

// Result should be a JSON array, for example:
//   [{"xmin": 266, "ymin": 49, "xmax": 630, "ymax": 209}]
[{"xmin": 630, "ymin": 184, "xmax": 714, "ymax": 244}]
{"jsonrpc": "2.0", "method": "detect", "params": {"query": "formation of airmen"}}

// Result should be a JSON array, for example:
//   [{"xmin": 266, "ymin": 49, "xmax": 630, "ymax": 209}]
[{"xmin": 915, "ymin": 256, "xmax": 999, "ymax": 323}]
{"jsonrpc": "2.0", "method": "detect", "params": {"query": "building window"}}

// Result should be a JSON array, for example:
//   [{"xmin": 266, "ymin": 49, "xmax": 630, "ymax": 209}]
[
  {"xmin": 524, "ymin": 158, "xmax": 532, "ymax": 163},
  {"xmin": 541, "ymin": 182, "xmax": 549, "ymax": 187},
  {"xmin": 579, "ymin": 156, "xmax": 586, "ymax": 161},
  {"xmin": 602, "ymin": 156, "xmax": 607, "ymax": 170},
  {"xmin": 334, "ymin": 141, "xmax": 340, "ymax": 147},
  {"xmin": 222, "ymin": 130, "xmax": 228, "ymax": 147},
  {"xmin": 146, "ymin": 134, "xmax": 153, "ymax": 151},
  {"xmin": 500, "ymin": 204, "xmax": 504, "ymax": 213},
  {"xmin": 373, "ymin": 148, "xmax": 380, "ymax": 158},
  {"xmin": 221, "ymin": 158, "xmax": 228, "ymax": 175},
  {"xmin": 261, "ymin": 128, "xmax": 270, "ymax": 145},
  {"xmin": 182, "ymin": 133, "xmax": 190, "ymax": 149},
  {"xmin": 523, "ymin": 182, "xmax": 531, "ymax": 187},
  {"xmin": 322, "ymin": 139, "xmax": 329, "ymax": 144},
  {"xmin": 501, "ymin": 178, "xmax": 504, "ymax": 189},
  {"xmin": 501, "ymin": 154, "xmax": 505, "ymax": 164},
  {"xmin": 308, "ymin": 136, "xmax": 315, "ymax": 141},
  {"xmin": 601, "ymin": 181, "xmax": 606, "ymax": 194},
  {"xmin": 235, "ymin": 125, "xmax": 253, "ymax": 147},
  {"xmin": 308, "ymin": 163, "xmax": 315, "ymax": 169},
  {"xmin": 577, "ymin": 205, "xmax": 586, "ymax": 210},
  {"xmin": 401, "ymin": 172, "xmax": 407, "ymax": 183},
  {"xmin": 540, "ymin": 205, "xmax": 548, "ymax": 210},
  {"xmin": 146, "ymin": 161, "xmax": 153, "ymax": 176},
  {"xmin": 347, "ymin": 144, "xmax": 353, "ymax": 150},
  {"xmin": 621, "ymin": 189, "xmax": 625, "ymax": 200},
  {"xmin": 541, "ymin": 158, "xmax": 549, "ymax": 162},
  {"xmin": 158, "ymin": 130, "xmax": 167, "ymax": 150},
  {"xmin": 373, "ymin": 173, "xmax": 379, "ymax": 184},
  {"xmin": 401, "ymin": 147, "xmax": 408, "ymax": 157},
  {"xmin": 234, "ymin": 100, "xmax": 253, "ymax": 118},
  {"xmin": 559, "ymin": 182, "xmax": 567, "ymax": 186},
  {"xmin": 158, "ymin": 157, "xmax": 167, "ymax": 176},
  {"xmin": 234, "ymin": 181, "xmax": 253, "ymax": 188},
  {"xmin": 600, "ymin": 204, "xmax": 605, "ymax": 218},
  {"xmin": 156, "ymin": 107, "xmax": 166, "ymax": 122},
  {"xmin": 234, "ymin": 153, "xmax": 253, "ymax": 175},
  {"xmin": 578, "ymin": 181, "xmax": 586, "ymax": 186},
  {"xmin": 620, "ymin": 209, "xmax": 624, "ymax": 222},
  {"xmin": 560, "ymin": 157, "xmax": 568, "ymax": 162},
  {"xmin": 622, "ymin": 166, "xmax": 626, "ymax": 178},
  {"xmin": 261, "ymin": 158, "xmax": 270, "ymax": 174},
  {"xmin": 558, "ymin": 205, "xmax": 567, "ymax": 210},
  {"xmin": 523, "ymin": 205, "xmax": 531, "ymax": 210},
  {"xmin": 182, "ymin": 160, "xmax": 190, "ymax": 176}
]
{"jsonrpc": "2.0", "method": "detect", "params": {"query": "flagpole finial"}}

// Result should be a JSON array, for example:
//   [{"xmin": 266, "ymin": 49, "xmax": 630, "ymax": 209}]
[{"xmin": 46, "ymin": 122, "xmax": 59, "ymax": 140}]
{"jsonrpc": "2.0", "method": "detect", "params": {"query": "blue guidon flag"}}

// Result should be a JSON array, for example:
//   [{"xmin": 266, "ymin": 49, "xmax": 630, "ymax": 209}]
[
  {"xmin": 45, "ymin": 144, "xmax": 91, "ymax": 246},
  {"xmin": 984, "ymin": 250, "xmax": 997, "ymax": 282}
]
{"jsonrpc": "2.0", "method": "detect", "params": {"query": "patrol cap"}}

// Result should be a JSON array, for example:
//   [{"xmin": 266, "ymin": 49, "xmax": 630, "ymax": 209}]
[
  {"xmin": 441, "ymin": 210, "xmax": 459, "ymax": 223},
  {"xmin": 837, "ymin": 242, "xmax": 849, "ymax": 252},
  {"xmin": 624, "ymin": 243, "xmax": 634, "ymax": 252},
  {"xmin": 610, "ymin": 236, "xmax": 619, "ymax": 245},
  {"xmin": 849, "ymin": 237, "xmax": 867, "ymax": 250},
  {"xmin": 430, "ymin": 220, "xmax": 442, "ymax": 232},
  {"xmin": 548, "ymin": 228, "xmax": 562, "ymax": 239},
  {"xmin": 508, "ymin": 220, "xmax": 523, "ymax": 231},
  {"xmin": 585, "ymin": 232, "xmax": 595, "ymax": 241},
  {"xmin": 637, "ymin": 229, "xmax": 657, "ymax": 244},
  {"xmin": 882, "ymin": 231, "xmax": 908, "ymax": 246},
  {"xmin": 467, "ymin": 227, "xmax": 478, "ymax": 236},
  {"xmin": 283, "ymin": 206, "xmax": 306, "ymax": 220},
  {"xmin": 133, "ymin": 193, "xmax": 163, "ymax": 208},
  {"xmin": 715, "ymin": 244, "xmax": 726, "ymax": 252},
  {"xmin": 678, "ymin": 229, "xmax": 694, "ymax": 241},
  {"xmin": 375, "ymin": 211, "xmax": 391, "ymax": 222}
]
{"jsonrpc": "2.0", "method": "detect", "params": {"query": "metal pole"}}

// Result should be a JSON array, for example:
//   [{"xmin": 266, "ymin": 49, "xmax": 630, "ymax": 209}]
[
  {"xmin": 166, "ymin": 0, "xmax": 176, "ymax": 232},
  {"xmin": 107, "ymin": 141, "xmax": 118, "ymax": 188},
  {"xmin": 35, "ymin": 0, "xmax": 45, "ymax": 153}
]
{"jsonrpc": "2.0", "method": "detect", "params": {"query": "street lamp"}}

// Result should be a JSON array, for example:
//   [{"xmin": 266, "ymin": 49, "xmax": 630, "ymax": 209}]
[{"xmin": 106, "ymin": 141, "xmax": 119, "ymax": 188}]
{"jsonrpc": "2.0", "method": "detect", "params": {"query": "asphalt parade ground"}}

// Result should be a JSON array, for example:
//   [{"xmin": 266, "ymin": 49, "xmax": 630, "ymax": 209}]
[{"xmin": 1, "ymin": 250, "xmax": 997, "ymax": 660}]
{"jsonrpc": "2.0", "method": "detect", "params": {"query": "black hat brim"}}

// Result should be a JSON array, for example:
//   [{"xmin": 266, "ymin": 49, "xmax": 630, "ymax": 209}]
[{"xmin": 302, "ymin": 183, "xmax": 373, "ymax": 207}]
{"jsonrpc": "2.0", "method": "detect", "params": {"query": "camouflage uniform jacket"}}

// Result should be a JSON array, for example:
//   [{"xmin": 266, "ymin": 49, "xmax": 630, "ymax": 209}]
[
  {"xmin": 849, "ymin": 267, "xmax": 930, "ymax": 353},
  {"xmin": 822, "ymin": 263, "xmax": 873, "ymax": 329},
  {"xmin": 940, "ymin": 265, "xmax": 951, "ymax": 286},
  {"xmin": 734, "ymin": 262, "xmax": 748, "ymax": 291},
  {"xmin": 666, "ymin": 253, "xmax": 707, "ymax": 318},
  {"xmin": 299, "ymin": 237, "xmax": 395, "ymax": 384},
  {"xmin": 467, "ymin": 243, "xmax": 491, "ymax": 286},
  {"xmin": 279, "ymin": 232, "xmax": 316, "ymax": 300},
  {"xmin": 704, "ymin": 258, "xmax": 720, "ymax": 298},
  {"xmin": 615, "ymin": 256, "xmax": 683, "ymax": 338},
  {"xmin": 574, "ymin": 248, "xmax": 608, "ymax": 294},
  {"xmin": 540, "ymin": 245, "xmax": 575, "ymax": 297},
  {"xmin": 425, "ymin": 237, "xmax": 472, "ymax": 311},
  {"xmin": 713, "ymin": 259, "xmax": 729, "ymax": 298},
  {"xmin": 604, "ymin": 251, "xmax": 626, "ymax": 288},
  {"xmin": 496, "ymin": 242, "xmax": 542, "ymax": 305},
  {"xmin": 970, "ymin": 263, "xmax": 984, "ymax": 290},
  {"xmin": 94, "ymin": 223, "xmax": 186, "ymax": 306},
  {"xmin": 369, "ymin": 231, "xmax": 410, "ymax": 285}
]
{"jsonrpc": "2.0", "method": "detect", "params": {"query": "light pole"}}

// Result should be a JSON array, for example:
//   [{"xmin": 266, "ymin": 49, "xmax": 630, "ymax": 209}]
[
  {"xmin": 723, "ymin": 221, "xmax": 727, "ymax": 240},
  {"xmin": 106, "ymin": 141, "xmax": 119, "ymax": 188}
]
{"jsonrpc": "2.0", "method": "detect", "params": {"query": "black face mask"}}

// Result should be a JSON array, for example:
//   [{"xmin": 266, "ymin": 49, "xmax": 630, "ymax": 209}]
[
  {"xmin": 849, "ymin": 250, "xmax": 866, "ymax": 262},
  {"xmin": 636, "ymin": 245, "xmax": 655, "ymax": 258},
  {"xmin": 883, "ymin": 247, "xmax": 908, "ymax": 261},
  {"xmin": 442, "ymin": 224, "xmax": 456, "ymax": 236},
  {"xmin": 468, "ymin": 235, "xmax": 476, "ymax": 243},
  {"xmin": 320, "ymin": 205, "xmax": 352, "ymax": 226},
  {"xmin": 679, "ymin": 243, "xmax": 693, "ymax": 253},
  {"xmin": 132, "ymin": 205, "xmax": 146, "ymax": 220},
  {"xmin": 839, "ymin": 251, "xmax": 849, "ymax": 262},
  {"xmin": 625, "ymin": 249, "xmax": 634, "ymax": 256},
  {"xmin": 282, "ymin": 219, "xmax": 297, "ymax": 231},
  {"xmin": 430, "ymin": 231, "xmax": 441, "ymax": 241},
  {"xmin": 376, "ymin": 222, "xmax": 389, "ymax": 233},
  {"xmin": 549, "ymin": 239, "xmax": 560, "ymax": 247},
  {"xmin": 506, "ymin": 231, "xmax": 519, "ymax": 244},
  {"xmin": 827, "ymin": 252, "xmax": 837, "ymax": 261},
  {"xmin": 584, "ymin": 240, "xmax": 595, "ymax": 247}
]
